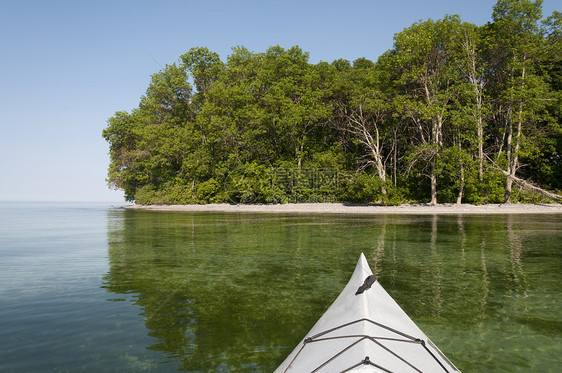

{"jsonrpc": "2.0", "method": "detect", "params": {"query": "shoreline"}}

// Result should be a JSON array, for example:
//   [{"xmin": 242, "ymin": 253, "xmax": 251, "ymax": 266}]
[{"xmin": 122, "ymin": 203, "xmax": 562, "ymax": 215}]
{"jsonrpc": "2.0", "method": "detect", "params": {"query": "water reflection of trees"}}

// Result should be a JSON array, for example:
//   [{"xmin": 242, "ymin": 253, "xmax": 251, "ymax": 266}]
[
  {"xmin": 103, "ymin": 211, "xmax": 367, "ymax": 371},
  {"xmin": 364, "ymin": 213, "xmax": 562, "ymax": 371},
  {"xmin": 103, "ymin": 210, "xmax": 560, "ymax": 372},
  {"xmin": 366, "ymin": 215, "xmax": 541, "ymax": 320}
]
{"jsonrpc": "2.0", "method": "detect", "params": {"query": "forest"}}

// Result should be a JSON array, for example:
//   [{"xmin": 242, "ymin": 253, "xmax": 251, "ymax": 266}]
[{"xmin": 103, "ymin": 0, "xmax": 561, "ymax": 205}]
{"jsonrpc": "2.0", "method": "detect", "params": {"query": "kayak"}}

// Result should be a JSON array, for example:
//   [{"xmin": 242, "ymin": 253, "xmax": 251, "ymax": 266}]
[{"xmin": 274, "ymin": 253, "xmax": 460, "ymax": 372}]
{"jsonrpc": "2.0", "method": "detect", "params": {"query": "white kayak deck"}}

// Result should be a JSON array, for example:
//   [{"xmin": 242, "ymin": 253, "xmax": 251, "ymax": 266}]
[{"xmin": 275, "ymin": 253, "xmax": 460, "ymax": 372}]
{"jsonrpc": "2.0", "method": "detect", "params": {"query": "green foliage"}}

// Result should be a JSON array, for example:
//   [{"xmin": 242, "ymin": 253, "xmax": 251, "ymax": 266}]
[
  {"xmin": 135, "ymin": 182, "xmax": 196, "ymax": 205},
  {"xmin": 337, "ymin": 172, "xmax": 407, "ymax": 205},
  {"xmin": 103, "ymin": 1, "xmax": 562, "ymax": 205},
  {"xmin": 223, "ymin": 163, "xmax": 269, "ymax": 204},
  {"xmin": 195, "ymin": 178, "xmax": 222, "ymax": 204},
  {"xmin": 338, "ymin": 172, "xmax": 384, "ymax": 204},
  {"xmin": 476, "ymin": 170, "xmax": 506, "ymax": 204}
]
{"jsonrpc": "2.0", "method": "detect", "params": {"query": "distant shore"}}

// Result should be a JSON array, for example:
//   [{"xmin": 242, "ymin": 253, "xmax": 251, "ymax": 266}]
[{"xmin": 122, "ymin": 203, "xmax": 562, "ymax": 215}]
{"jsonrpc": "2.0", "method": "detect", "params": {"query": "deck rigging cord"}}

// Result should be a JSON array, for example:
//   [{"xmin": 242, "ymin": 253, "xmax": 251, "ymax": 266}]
[{"xmin": 281, "ymin": 274, "xmax": 455, "ymax": 373}]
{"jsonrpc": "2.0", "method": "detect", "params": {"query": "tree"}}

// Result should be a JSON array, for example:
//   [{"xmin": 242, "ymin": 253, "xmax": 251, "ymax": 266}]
[
  {"xmin": 258, "ymin": 46, "xmax": 333, "ymax": 168},
  {"xmin": 179, "ymin": 47, "xmax": 223, "ymax": 102},
  {"xmin": 341, "ymin": 59, "xmax": 391, "ymax": 196},
  {"xmin": 390, "ymin": 16, "xmax": 467, "ymax": 204},
  {"xmin": 487, "ymin": 0, "xmax": 560, "ymax": 202},
  {"xmin": 103, "ymin": 62, "xmax": 196, "ymax": 202},
  {"xmin": 458, "ymin": 23, "xmax": 489, "ymax": 182},
  {"xmin": 103, "ymin": 14, "xmax": 562, "ymax": 205}
]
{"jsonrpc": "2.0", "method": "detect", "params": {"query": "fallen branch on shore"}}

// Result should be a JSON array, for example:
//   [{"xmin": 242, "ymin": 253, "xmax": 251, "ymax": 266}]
[
  {"xmin": 497, "ymin": 169, "xmax": 562, "ymax": 203},
  {"xmin": 484, "ymin": 155, "xmax": 562, "ymax": 203},
  {"xmin": 510, "ymin": 174, "xmax": 562, "ymax": 203}
]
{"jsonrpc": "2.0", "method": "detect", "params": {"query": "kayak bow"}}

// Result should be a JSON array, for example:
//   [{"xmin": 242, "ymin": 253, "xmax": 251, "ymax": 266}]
[{"xmin": 275, "ymin": 253, "xmax": 460, "ymax": 372}]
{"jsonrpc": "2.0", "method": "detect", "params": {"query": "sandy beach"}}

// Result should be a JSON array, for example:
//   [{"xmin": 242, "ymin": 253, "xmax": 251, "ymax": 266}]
[{"xmin": 123, "ymin": 203, "xmax": 562, "ymax": 215}]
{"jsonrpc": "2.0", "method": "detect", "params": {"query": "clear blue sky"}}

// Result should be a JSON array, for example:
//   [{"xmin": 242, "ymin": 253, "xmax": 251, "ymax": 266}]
[{"xmin": 0, "ymin": 0, "xmax": 559, "ymax": 202}]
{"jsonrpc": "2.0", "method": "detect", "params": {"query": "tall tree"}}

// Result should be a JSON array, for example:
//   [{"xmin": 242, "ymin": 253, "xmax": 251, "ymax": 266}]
[
  {"xmin": 487, "ymin": 0, "xmax": 559, "ymax": 202},
  {"xmin": 459, "ymin": 23, "xmax": 489, "ymax": 182},
  {"xmin": 391, "ymin": 16, "xmax": 466, "ymax": 204},
  {"xmin": 103, "ymin": 64, "xmax": 194, "ymax": 201},
  {"xmin": 259, "ymin": 46, "xmax": 332, "ymax": 168},
  {"xmin": 180, "ymin": 47, "xmax": 224, "ymax": 101},
  {"xmin": 342, "ymin": 58, "xmax": 391, "ymax": 195}
]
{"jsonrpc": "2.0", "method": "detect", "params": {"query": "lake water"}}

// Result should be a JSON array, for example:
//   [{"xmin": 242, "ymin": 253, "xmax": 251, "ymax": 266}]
[{"xmin": 0, "ymin": 203, "xmax": 560, "ymax": 372}]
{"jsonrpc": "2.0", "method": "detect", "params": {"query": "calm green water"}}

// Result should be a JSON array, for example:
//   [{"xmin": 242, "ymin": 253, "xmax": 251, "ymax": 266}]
[{"xmin": 0, "ymin": 203, "xmax": 560, "ymax": 372}]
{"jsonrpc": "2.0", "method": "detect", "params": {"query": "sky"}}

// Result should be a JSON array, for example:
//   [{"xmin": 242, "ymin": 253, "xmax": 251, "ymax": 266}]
[{"xmin": 0, "ymin": 0, "xmax": 559, "ymax": 203}]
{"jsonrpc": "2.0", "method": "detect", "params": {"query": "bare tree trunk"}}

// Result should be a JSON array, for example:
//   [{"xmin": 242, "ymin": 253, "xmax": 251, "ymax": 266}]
[
  {"xmin": 465, "ymin": 32, "xmax": 485, "ymax": 182},
  {"xmin": 505, "ymin": 63, "xmax": 525, "ymax": 203},
  {"xmin": 477, "ymin": 99, "xmax": 484, "ymax": 182},
  {"xmin": 457, "ymin": 155, "xmax": 465, "ymax": 205},
  {"xmin": 429, "ymin": 115, "xmax": 443, "ymax": 205},
  {"xmin": 504, "ymin": 110, "xmax": 513, "ymax": 203},
  {"xmin": 505, "ymin": 176, "xmax": 514, "ymax": 203},
  {"xmin": 430, "ymin": 164, "xmax": 438, "ymax": 205},
  {"xmin": 393, "ymin": 128, "xmax": 397, "ymax": 187}
]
